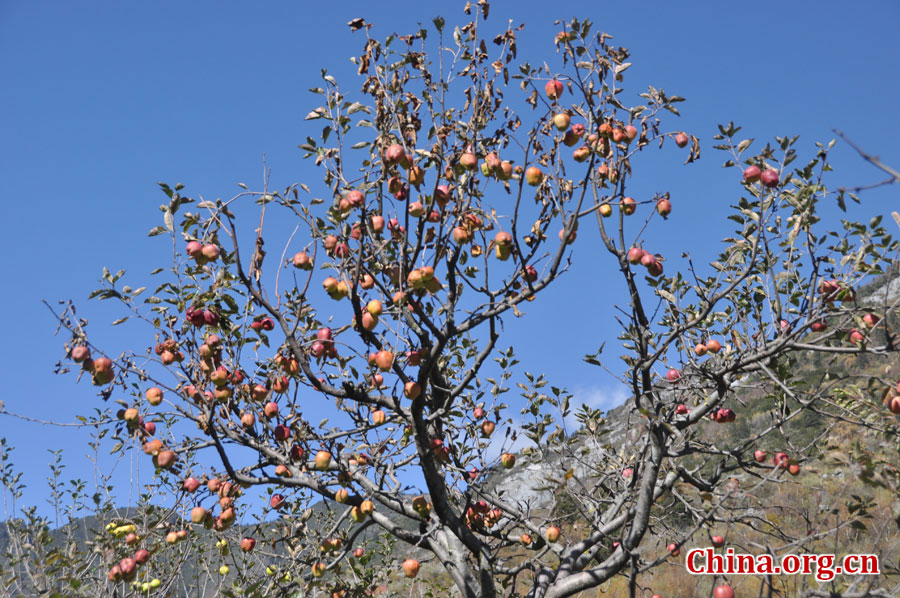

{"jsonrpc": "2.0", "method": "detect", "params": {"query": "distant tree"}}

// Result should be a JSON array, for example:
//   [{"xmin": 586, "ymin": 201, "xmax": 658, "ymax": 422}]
[{"xmin": 40, "ymin": 7, "xmax": 900, "ymax": 598}]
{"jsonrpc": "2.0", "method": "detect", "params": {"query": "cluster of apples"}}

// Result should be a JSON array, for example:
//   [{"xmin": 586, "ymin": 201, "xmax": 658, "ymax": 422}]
[
  {"xmin": 71, "ymin": 345, "xmax": 116, "ymax": 386},
  {"xmin": 107, "ymin": 542, "xmax": 153, "ymax": 584},
  {"xmin": 754, "ymin": 450, "xmax": 800, "ymax": 476},
  {"xmin": 141, "ymin": 435, "xmax": 176, "ymax": 470},
  {"xmin": 323, "ymin": 273, "xmax": 360, "ymax": 301},
  {"xmin": 429, "ymin": 438, "xmax": 452, "ymax": 463},
  {"xmin": 308, "ymin": 326, "xmax": 339, "ymax": 360},
  {"xmin": 478, "ymin": 151, "xmax": 517, "ymax": 181},
  {"xmin": 710, "ymin": 408, "xmax": 736, "ymax": 423},
  {"xmin": 185, "ymin": 240, "xmax": 221, "ymax": 266},
  {"xmin": 320, "ymin": 536, "xmax": 344, "ymax": 554},
  {"xmin": 626, "ymin": 246, "xmax": 664, "ymax": 277},
  {"xmin": 742, "ymin": 165, "xmax": 781, "ymax": 188},
  {"xmin": 451, "ymin": 211, "xmax": 487, "ymax": 245},
  {"xmin": 383, "ymin": 143, "xmax": 427, "ymax": 202},
  {"xmin": 154, "ymin": 338, "xmax": 185, "ymax": 365},
  {"xmin": 465, "ymin": 500, "xmax": 504, "ymax": 530},
  {"xmin": 693, "ymin": 339, "xmax": 722, "ymax": 356},
  {"xmin": 250, "ymin": 316, "xmax": 275, "ymax": 332},
  {"xmin": 818, "ymin": 278, "xmax": 855, "ymax": 305},
  {"xmin": 121, "ymin": 404, "xmax": 157, "ymax": 436},
  {"xmin": 336, "ymin": 189, "xmax": 366, "ymax": 217},
  {"xmin": 188, "ymin": 481, "xmax": 243, "ymax": 532},
  {"xmin": 349, "ymin": 499, "xmax": 375, "ymax": 523},
  {"xmin": 406, "ymin": 266, "xmax": 443, "ymax": 293},
  {"xmin": 322, "ymin": 234, "xmax": 352, "ymax": 259},
  {"xmin": 185, "ymin": 304, "xmax": 219, "ymax": 327}
]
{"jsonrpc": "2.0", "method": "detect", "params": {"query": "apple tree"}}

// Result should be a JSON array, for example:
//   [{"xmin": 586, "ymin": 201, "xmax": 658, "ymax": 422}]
[{"xmin": 46, "ymin": 7, "xmax": 900, "ymax": 598}]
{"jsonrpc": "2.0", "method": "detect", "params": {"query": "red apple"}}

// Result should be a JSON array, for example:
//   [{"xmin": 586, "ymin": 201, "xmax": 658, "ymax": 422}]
[
  {"xmin": 627, "ymin": 247, "xmax": 645, "ymax": 264},
  {"xmin": 573, "ymin": 146, "xmax": 591, "ymax": 162},
  {"xmin": 183, "ymin": 477, "xmax": 200, "ymax": 493},
  {"xmin": 274, "ymin": 424, "xmax": 290, "ymax": 441},
  {"xmin": 155, "ymin": 450, "xmax": 176, "ymax": 469},
  {"xmin": 402, "ymin": 558, "xmax": 420, "ymax": 578},
  {"xmin": 71, "ymin": 346, "xmax": 91, "ymax": 362},
  {"xmin": 774, "ymin": 452, "xmax": 789, "ymax": 468},
  {"xmin": 292, "ymin": 251, "xmax": 312, "ymax": 270},
  {"xmin": 552, "ymin": 113, "xmax": 571, "ymax": 131},
  {"xmin": 201, "ymin": 244, "xmax": 220, "ymax": 261},
  {"xmin": 459, "ymin": 152, "xmax": 478, "ymax": 171},
  {"xmin": 545, "ymin": 79, "xmax": 564, "ymax": 99},
  {"xmin": 674, "ymin": 132, "xmax": 689, "ymax": 147},
  {"xmin": 190, "ymin": 506, "xmax": 207, "ymax": 524},
  {"xmin": 706, "ymin": 339, "xmax": 722, "ymax": 353},
  {"xmin": 656, "ymin": 198, "xmax": 672, "ymax": 217},
  {"xmin": 889, "ymin": 396, "xmax": 900, "ymax": 414},
  {"xmin": 384, "ymin": 144, "xmax": 405, "ymax": 165},
  {"xmin": 240, "ymin": 537, "xmax": 257, "ymax": 552},
  {"xmin": 711, "ymin": 535, "xmax": 724, "ymax": 547},
  {"xmin": 760, "ymin": 169, "xmax": 779, "ymax": 188},
  {"xmin": 315, "ymin": 450, "xmax": 332, "ymax": 471},
  {"xmin": 525, "ymin": 166, "xmax": 544, "ymax": 186},
  {"xmin": 119, "ymin": 557, "xmax": 136, "ymax": 576},
  {"xmin": 624, "ymin": 125, "xmax": 638, "ymax": 141},
  {"xmin": 863, "ymin": 313, "xmax": 880, "ymax": 329},
  {"xmin": 186, "ymin": 240, "xmax": 203, "ymax": 259},
  {"xmin": 145, "ymin": 387, "xmax": 163, "ymax": 407},
  {"xmin": 404, "ymin": 381, "xmax": 421, "ymax": 400},
  {"xmin": 375, "ymin": 350, "xmax": 394, "ymax": 371},
  {"xmin": 754, "ymin": 450, "xmax": 767, "ymax": 463},
  {"xmin": 743, "ymin": 165, "xmax": 761, "ymax": 182},
  {"xmin": 545, "ymin": 526, "xmax": 561, "ymax": 543},
  {"xmin": 713, "ymin": 585, "xmax": 734, "ymax": 598}
]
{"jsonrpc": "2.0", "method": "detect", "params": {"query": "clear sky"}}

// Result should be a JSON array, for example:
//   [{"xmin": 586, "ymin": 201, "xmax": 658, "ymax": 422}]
[{"xmin": 2, "ymin": 1, "xmax": 899, "ymax": 517}]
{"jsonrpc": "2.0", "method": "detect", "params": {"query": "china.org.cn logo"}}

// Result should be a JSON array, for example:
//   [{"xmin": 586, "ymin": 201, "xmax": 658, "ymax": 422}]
[{"xmin": 686, "ymin": 547, "xmax": 879, "ymax": 582}]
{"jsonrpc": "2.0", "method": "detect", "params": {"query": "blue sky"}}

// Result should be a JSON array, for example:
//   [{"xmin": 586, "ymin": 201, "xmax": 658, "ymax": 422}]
[{"xmin": 2, "ymin": 1, "xmax": 899, "ymax": 517}]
